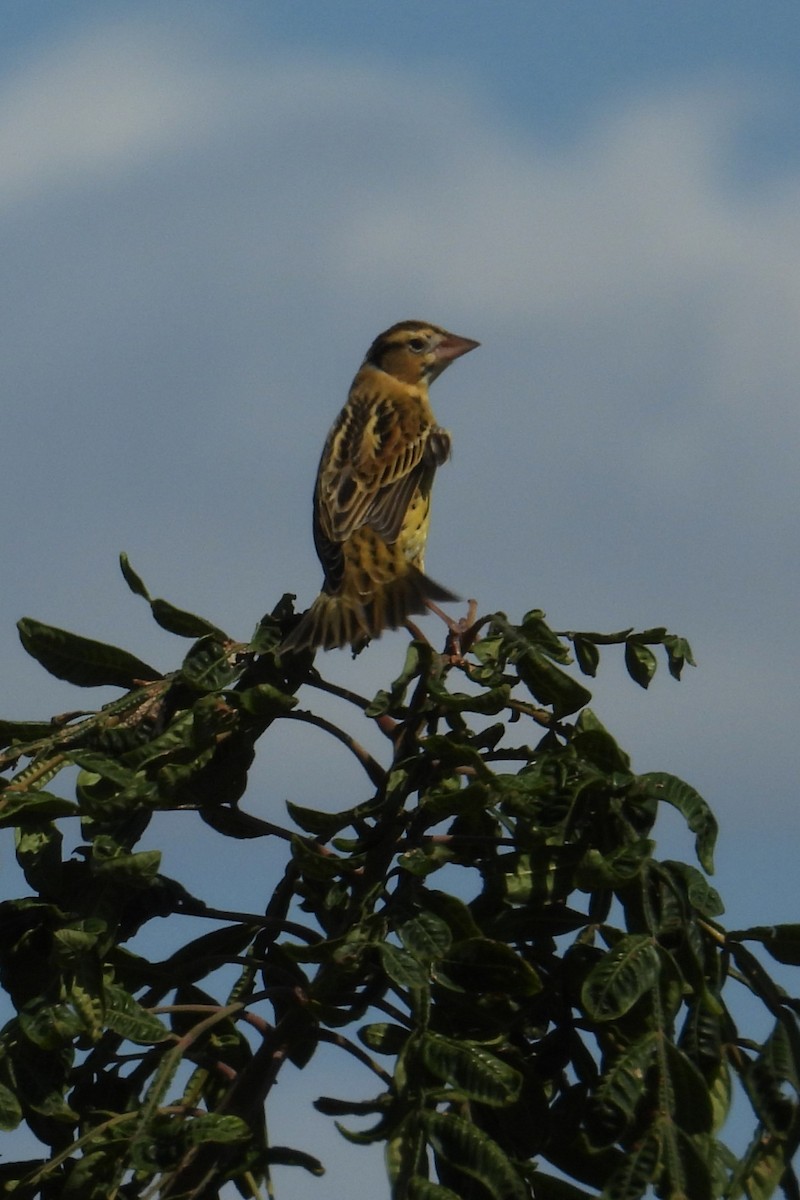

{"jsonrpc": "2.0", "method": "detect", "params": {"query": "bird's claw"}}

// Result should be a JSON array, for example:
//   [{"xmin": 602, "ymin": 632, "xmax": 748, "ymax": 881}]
[{"xmin": 441, "ymin": 598, "xmax": 480, "ymax": 662}]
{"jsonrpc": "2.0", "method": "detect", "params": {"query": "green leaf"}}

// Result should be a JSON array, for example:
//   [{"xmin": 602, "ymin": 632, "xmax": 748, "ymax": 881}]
[
  {"xmin": 417, "ymin": 735, "xmax": 493, "ymax": 779},
  {"xmin": 572, "ymin": 636, "xmax": 600, "ymax": 677},
  {"xmin": 0, "ymin": 720, "xmax": 59, "ymax": 749},
  {"xmin": 663, "ymin": 633, "xmax": 696, "ymax": 681},
  {"xmin": 491, "ymin": 614, "xmax": 592, "ymax": 717},
  {"xmin": 418, "ymin": 780, "xmax": 491, "ymax": 824},
  {"xmin": 518, "ymin": 655, "xmax": 592, "ymax": 718},
  {"xmin": 17, "ymin": 618, "xmax": 161, "ymax": 689},
  {"xmin": 61, "ymin": 1150, "xmax": 113, "ymax": 1198},
  {"xmin": 504, "ymin": 844, "xmax": 586, "ymax": 905},
  {"xmin": 179, "ymin": 636, "xmax": 240, "ymax": 692},
  {"xmin": 150, "ymin": 598, "xmax": 225, "ymax": 639},
  {"xmin": 591, "ymin": 1034, "xmax": 658, "ymax": 1146},
  {"xmin": 119, "ymin": 552, "xmax": 151, "ymax": 599},
  {"xmin": 624, "ymin": 641, "xmax": 657, "ymax": 689},
  {"xmin": 600, "ymin": 1127, "xmax": 660, "ymax": 1199},
  {"xmin": 121, "ymin": 554, "xmax": 226, "ymax": 637},
  {"xmin": 732, "ymin": 923, "xmax": 800, "ymax": 966},
  {"xmin": 201, "ymin": 805, "xmax": 274, "ymax": 840},
  {"xmin": 635, "ymin": 772, "xmax": 717, "ymax": 874},
  {"xmin": 0, "ymin": 791, "xmax": 77, "ymax": 827},
  {"xmin": 286, "ymin": 800, "xmax": 357, "ymax": 837},
  {"xmin": 662, "ymin": 861, "xmax": 724, "ymax": 919},
  {"xmin": 69, "ymin": 961, "xmax": 105, "ymax": 1042},
  {"xmin": 708, "ymin": 1064, "xmax": 733, "ymax": 1134},
  {"xmin": 184, "ymin": 1113, "xmax": 250, "ymax": 1144},
  {"xmin": 664, "ymin": 1040, "xmax": 714, "ymax": 1134},
  {"xmin": 572, "ymin": 721, "xmax": 631, "ymax": 775},
  {"xmin": 314, "ymin": 1095, "xmax": 386, "ymax": 1116},
  {"xmin": 679, "ymin": 1002, "xmax": 724, "ymax": 1073},
  {"xmin": 156, "ymin": 924, "xmax": 257, "ymax": 985},
  {"xmin": 469, "ymin": 632, "xmax": 508, "ymax": 683},
  {"xmin": 15, "ymin": 823, "xmax": 63, "ymax": 893},
  {"xmin": 517, "ymin": 609, "xmax": 572, "ymax": 661},
  {"xmin": 581, "ymin": 935, "xmax": 662, "ymax": 1021},
  {"xmin": 92, "ymin": 848, "xmax": 161, "ymax": 884},
  {"xmin": 728, "ymin": 941, "xmax": 787, "ymax": 1012},
  {"xmin": 291, "ymin": 835, "xmax": 346, "ymax": 881},
  {"xmin": 434, "ymin": 938, "xmax": 541, "ymax": 996},
  {"xmin": 248, "ymin": 610, "xmax": 285, "ymax": 653},
  {"xmin": 421, "ymin": 890, "xmax": 484, "ymax": 940},
  {"xmin": 744, "ymin": 1020, "xmax": 800, "ymax": 1134},
  {"xmin": 408, "ymin": 1178, "xmax": 462, "ymax": 1200},
  {"xmin": 0, "ymin": 1082, "xmax": 22, "ymax": 1132},
  {"xmin": 52, "ymin": 922, "xmax": 104, "ymax": 960},
  {"xmin": 234, "ymin": 682, "xmax": 298, "ymax": 716},
  {"xmin": 8, "ymin": 1039, "xmax": 78, "ymax": 1122},
  {"xmin": 67, "ymin": 750, "xmax": 142, "ymax": 788},
  {"xmin": 429, "ymin": 682, "xmax": 512, "ymax": 717},
  {"xmin": 577, "ymin": 841, "xmax": 652, "ymax": 890},
  {"xmin": 397, "ymin": 912, "xmax": 453, "ymax": 962},
  {"xmin": 18, "ymin": 1002, "xmax": 84, "ymax": 1050},
  {"xmin": 658, "ymin": 1123, "xmax": 712, "ymax": 1200},
  {"xmin": 420, "ymin": 1033, "xmax": 522, "ymax": 1106},
  {"xmin": 104, "ymin": 984, "xmax": 170, "ymax": 1045},
  {"xmin": 423, "ymin": 1110, "xmax": 527, "ymax": 1200},
  {"xmin": 358, "ymin": 1022, "xmax": 409, "ymax": 1054},
  {"xmin": 265, "ymin": 1146, "xmax": 325, "ymax": 1174},
  {"xmin": 730, "ymin": 1133, "xmax": 790, "ymax": 1200},
  {"xmin": 376, "ymin": 943, "xmax": 430, "ymax": 989}
]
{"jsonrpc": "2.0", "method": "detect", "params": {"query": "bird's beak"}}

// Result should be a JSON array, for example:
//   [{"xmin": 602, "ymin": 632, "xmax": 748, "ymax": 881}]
[{"xmin": 434, "ymin": 333, "xmax": 480, "ymax": 363}]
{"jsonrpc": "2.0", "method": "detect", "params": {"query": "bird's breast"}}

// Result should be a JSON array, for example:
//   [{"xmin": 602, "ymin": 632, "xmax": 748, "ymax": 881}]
[{"xmin": 395, "ymin": 489, "xmax": 431, "ymax": 567}]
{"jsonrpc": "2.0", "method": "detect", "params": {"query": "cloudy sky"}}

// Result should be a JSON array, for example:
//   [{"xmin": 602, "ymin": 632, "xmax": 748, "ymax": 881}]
[{"xmin": 1, "ymin": 1, "xmax": 799, "ymax": 1193}]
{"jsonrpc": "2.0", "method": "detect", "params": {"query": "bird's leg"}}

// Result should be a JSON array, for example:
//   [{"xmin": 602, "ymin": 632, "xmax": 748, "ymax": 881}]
[
  {"xmin": 457, "ymin": 604, "xmax": 491, "ymax": 656},
  {"xmin": 425, "ymin": 600, "xmax": 461, "ymax": 635},
  {"xmin": 426, "ymin": 598, "xmax": 479, "ymax": 661}
]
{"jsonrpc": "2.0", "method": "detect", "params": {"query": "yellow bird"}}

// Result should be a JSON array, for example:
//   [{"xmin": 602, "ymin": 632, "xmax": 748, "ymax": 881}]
[{"xmin": 281, "ymin": 320, "xmax": 479, "ymax": 653}]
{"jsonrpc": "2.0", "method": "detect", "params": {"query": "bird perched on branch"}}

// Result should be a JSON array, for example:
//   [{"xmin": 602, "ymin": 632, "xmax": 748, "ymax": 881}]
[{"xmin": 280, "ymin": 319, "xmax": 479, "ymax": 654}]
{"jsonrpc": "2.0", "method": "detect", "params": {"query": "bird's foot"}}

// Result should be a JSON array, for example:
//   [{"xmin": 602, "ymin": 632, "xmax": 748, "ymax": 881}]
[{"xmin": 427, "ymin": 598, "xmax": 479, "ymax": 663}]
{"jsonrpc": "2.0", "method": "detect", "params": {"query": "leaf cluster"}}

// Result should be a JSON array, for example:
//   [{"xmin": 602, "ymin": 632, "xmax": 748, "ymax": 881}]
[{"xmin": 0, "ymin": 559, "xmax": 796, "ymax": 1199}]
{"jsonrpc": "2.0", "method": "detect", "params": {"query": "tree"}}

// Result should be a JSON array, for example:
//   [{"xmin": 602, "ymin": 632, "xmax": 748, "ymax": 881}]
[{"xmin": 0, "ymin": 553, "xmax": 797, "ymax": 1200}]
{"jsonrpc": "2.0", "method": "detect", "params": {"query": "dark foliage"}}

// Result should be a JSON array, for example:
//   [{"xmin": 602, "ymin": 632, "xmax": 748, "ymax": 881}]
[{"xmin": 0, "ymin": 555, "xmax": 797, "ymax": 1199}]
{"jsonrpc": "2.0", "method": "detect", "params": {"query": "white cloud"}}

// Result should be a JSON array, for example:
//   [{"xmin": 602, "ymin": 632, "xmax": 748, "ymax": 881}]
[
  {"xmin": 0, "ymin": 26, "xmax": 224, "ymax": 205},
  {"xmin": 330, "ymin": 81, "xmax": 800, "ymax": 319},
  {"xmin": 1, "ymin": 13, "xmax": 796, "ymax": 718}
]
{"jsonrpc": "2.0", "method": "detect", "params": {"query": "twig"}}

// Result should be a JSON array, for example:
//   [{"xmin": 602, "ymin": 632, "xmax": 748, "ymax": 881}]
[
  {"xmin": 318, "ymin": 1028, "xmax": 394, "ymax": 1086},
  {"xmin": 306, "ymin": 672, "xmax": 373, "ymax": 710},
  {"xmin": 284, "ymin": 709, "xmax": 385, "ymax": 788}
]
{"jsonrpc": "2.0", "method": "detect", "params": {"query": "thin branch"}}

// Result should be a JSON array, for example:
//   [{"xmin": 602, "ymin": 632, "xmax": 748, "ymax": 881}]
[
  {"xmin": 305, "ymin": 671, "xmax": 373, "ymax": 710},
  {"xmin": 284, "ymin": 708, "xmax": 386, "ymax": 788},
  {"xmin": 506, "ymin": 697, "xmax": 557, "ymax": 727},
  {"xmin": 173, "ymin": 899, "xmax": 323, "ymax": 943},
  {"xmin": 422, "ymin": 833, "xmax": 517, "ymax": 847},
  {"xmin": 553, "ymin": 628, "xmax": 634, "ymax": 643},
  {"xmin": 318, "ymin": 1027, "xmax": 394, "ymax": 1086},
  {"xmin": 367, "ymin": 995, "xmax": 412, "ymax": 1026}
]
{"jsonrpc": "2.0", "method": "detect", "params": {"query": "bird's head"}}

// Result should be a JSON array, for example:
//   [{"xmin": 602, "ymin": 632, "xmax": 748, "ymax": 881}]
[{"xmin": 364, "ymin": 320, "xmax": 479, "ymax": 385}]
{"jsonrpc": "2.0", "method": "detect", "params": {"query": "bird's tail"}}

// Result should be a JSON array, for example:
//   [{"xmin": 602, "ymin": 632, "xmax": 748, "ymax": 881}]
[{"xmin": 279, "ymin": 567, "xmax": 457, "ymax": 655}]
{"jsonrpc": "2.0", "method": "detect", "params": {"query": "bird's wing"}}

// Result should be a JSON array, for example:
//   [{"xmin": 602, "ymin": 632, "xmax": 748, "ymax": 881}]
[{"xmin": 314, "ymin": 388, "xmax": 443, "ymax": 588}]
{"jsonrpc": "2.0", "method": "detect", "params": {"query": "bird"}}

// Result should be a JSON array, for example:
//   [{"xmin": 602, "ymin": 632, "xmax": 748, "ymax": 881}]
[{"xmin": 280, "ymin": 319, "xmax": 479, "ymax": 654}]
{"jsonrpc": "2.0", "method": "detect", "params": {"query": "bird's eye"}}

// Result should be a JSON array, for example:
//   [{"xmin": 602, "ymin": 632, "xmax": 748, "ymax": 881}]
[{"xmin": 408, "ymin": 337, "xmax": 427, "ymax": 353}]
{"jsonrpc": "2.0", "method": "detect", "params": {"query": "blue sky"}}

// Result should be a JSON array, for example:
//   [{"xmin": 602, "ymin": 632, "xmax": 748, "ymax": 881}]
[{"xmin": 0, "ymin": 2, "xmax": 799, "ymax": 1194}]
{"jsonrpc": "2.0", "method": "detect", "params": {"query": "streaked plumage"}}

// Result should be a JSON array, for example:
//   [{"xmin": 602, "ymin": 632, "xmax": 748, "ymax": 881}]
[{"xmin": 281, "ymin": 320, "xmax": 478, "ymax": 653}]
